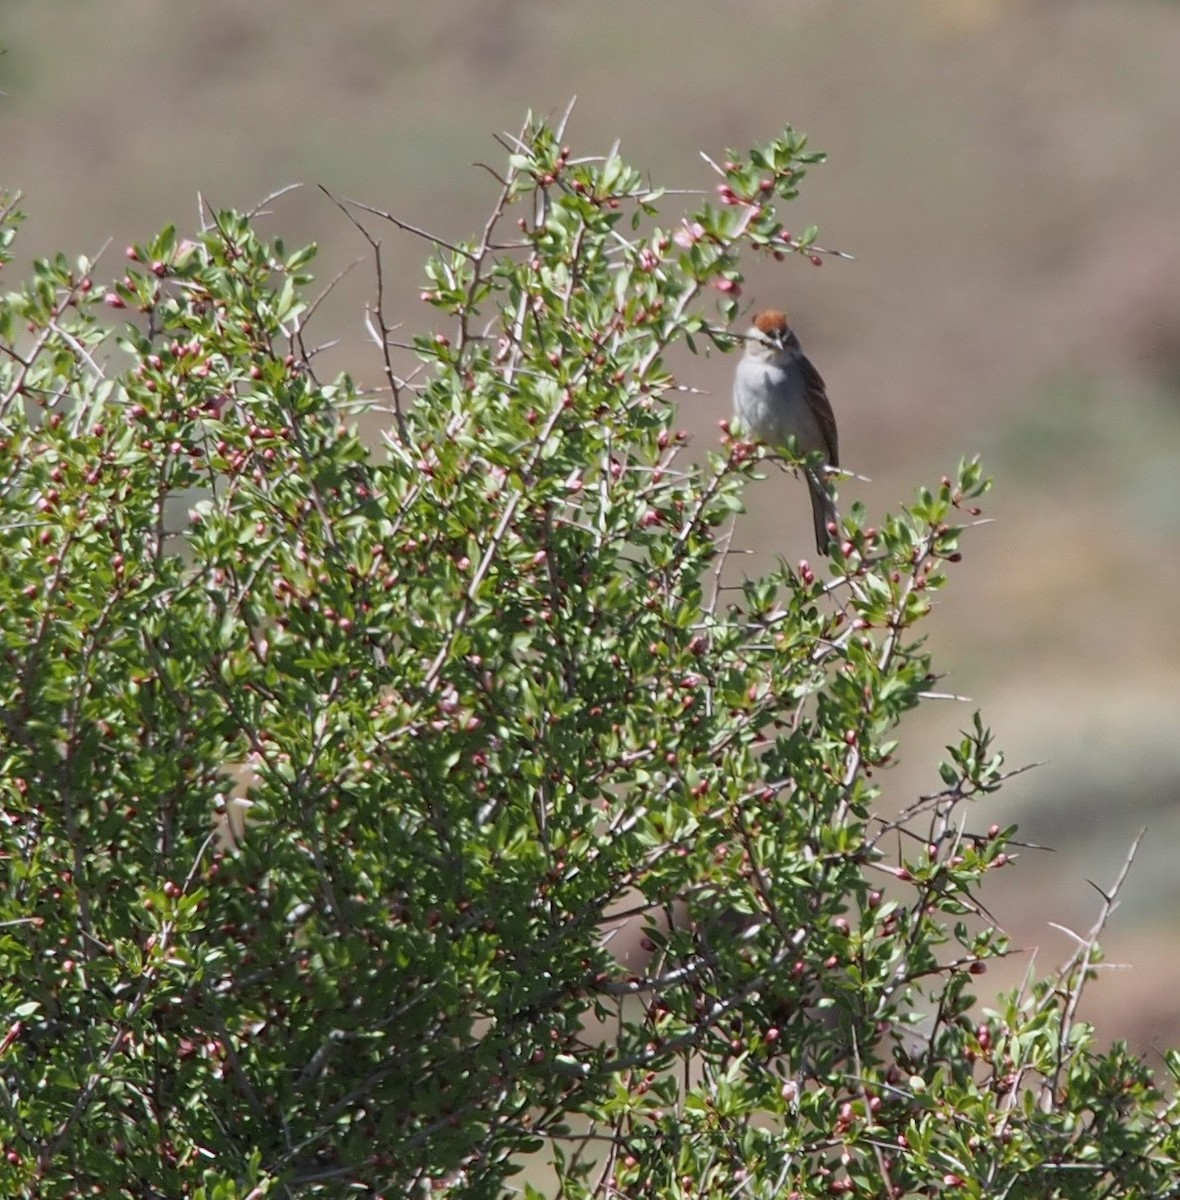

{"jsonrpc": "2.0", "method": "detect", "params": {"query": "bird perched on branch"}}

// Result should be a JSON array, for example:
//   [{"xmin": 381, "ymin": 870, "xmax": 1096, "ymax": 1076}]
[{"xmin": 732, "ymin": 309, "xmax": 840, "ymax": 555}]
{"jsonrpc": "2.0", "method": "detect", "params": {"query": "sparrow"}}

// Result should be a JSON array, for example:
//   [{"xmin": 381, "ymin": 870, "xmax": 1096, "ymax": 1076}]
[{"xmin": 732, "ymin": 309, "xmax": 840, "ymax": 554}]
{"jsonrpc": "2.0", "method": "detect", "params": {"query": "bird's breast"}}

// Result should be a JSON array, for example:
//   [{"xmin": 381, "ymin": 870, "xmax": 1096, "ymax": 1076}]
[{"xmin": 733, "ymin": 358, "xmax": 822, "ymax": 452}]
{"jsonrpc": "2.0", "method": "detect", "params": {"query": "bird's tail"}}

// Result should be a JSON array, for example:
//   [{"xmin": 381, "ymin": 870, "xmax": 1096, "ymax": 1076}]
[{"xmin": 806, "ymin": 469, "xmax": 839, "ymax": 556}]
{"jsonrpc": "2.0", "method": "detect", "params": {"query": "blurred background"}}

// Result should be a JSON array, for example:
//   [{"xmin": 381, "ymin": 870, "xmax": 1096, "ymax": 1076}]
[{"xmin": 5, "ymin": 0, "xmax": 1179, "ymax": 1053}]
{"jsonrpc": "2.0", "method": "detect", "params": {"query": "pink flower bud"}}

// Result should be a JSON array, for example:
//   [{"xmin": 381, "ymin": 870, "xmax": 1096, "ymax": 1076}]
[{"xmin": 673, "ymin": 220, "xmax": 705, "ymax": 249}]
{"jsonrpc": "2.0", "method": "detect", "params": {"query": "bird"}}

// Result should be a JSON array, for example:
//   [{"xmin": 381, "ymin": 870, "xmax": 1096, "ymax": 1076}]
[{"xmin": 732, "ymin": 309, "xmax": 840, "ymax": 555}]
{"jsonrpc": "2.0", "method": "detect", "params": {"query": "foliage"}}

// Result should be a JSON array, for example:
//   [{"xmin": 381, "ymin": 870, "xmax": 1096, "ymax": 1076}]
[{"xmin": 0, "ymin": 118, "xmax": 1178, "ymax": 1198}]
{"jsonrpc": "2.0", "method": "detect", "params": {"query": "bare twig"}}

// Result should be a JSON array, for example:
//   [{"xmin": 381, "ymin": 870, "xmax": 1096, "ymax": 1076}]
[
  {"xmin": 319, "ymin": 184, "xmax": 412, "ymax": 443},
  {"xmin": 328, "ymin": 195, "xmax": 470, "ymax": 257},
  {"xmin": 1046, "ymin": 830, "xmax": 1145, "ymax": 1103}
]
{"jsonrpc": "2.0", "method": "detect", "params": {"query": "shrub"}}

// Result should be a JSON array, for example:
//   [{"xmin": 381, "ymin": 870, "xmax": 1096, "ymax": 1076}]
[{"xmin": 1, "ymin": 115, "xmax": 1177, "ymax": 1198}]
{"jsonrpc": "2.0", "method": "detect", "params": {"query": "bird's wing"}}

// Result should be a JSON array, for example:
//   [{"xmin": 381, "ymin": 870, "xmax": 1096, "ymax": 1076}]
[{"xmin": 798, "ymin": 355, "xmax": 839, "ymax": 468}]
